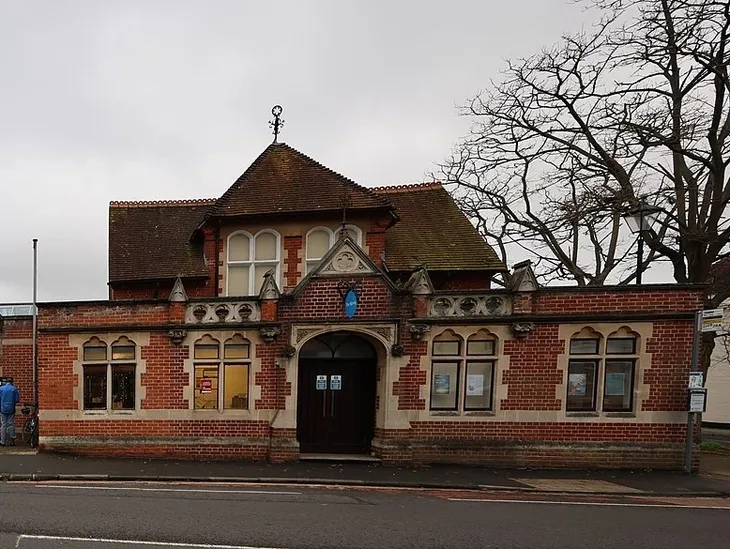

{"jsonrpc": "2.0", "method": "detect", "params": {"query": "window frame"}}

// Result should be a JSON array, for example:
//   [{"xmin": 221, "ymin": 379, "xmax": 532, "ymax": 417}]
[
  {"xmin": 429, "ymin": 332, "xmax": 498, "ymax": 414},
  {"xmin": 566, "ymin": 332, "xmax": 639, "ymax": 414},
  {"xmin": 81, "ymin": 339, "xmax": 137, "ymax": 413},
  {"xmin": 193, "ymin": 336, "xmax": 252, "ymax": 411},
  {"xmin": 226, "ymin": 229, "xmax": 281, "ymax": 296},
  {"xmin": 304, "ymin": 225, "xmax": 364, "ymax": 274}
]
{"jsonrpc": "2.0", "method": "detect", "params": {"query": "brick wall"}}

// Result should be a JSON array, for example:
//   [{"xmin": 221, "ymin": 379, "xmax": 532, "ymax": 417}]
[
  {"xmin": 532, "ymin": 287, "xmax": 704, "ymax": 315},
  {"xmin": 0, "ymin": 317, "xmax": 34, "ymax": 403},
  {"xmin": 283, "ymin": 236, "xmax": 303, "ymax": 290},
  {"xmin": 111, "ymin": 279, "xmax": 212, "ymax": 301},
  {"xmin": 140, "ymin": 332, "xmax": 190, "ymax": 409},
  {"xmin": 501, "ymin": 324, "xmax": 564, "ymax": 410}
]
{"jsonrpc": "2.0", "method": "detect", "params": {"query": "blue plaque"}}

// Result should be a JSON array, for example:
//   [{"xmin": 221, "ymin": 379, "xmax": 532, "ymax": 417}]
[{"xmin": 344, "ymin": 289, "xmax": 358, "ymax": 319}]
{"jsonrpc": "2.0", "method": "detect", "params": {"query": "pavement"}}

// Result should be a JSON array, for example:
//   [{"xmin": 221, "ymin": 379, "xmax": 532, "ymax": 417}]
[{"xmin": 0, "ymin": 450, "xmax": 729, "ymax": 497}]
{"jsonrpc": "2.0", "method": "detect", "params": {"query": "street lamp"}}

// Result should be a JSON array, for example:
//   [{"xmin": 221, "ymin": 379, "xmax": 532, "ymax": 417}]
[{"xmin": 623, "ymin": 203, "xmax": 661, "ymax": 284}]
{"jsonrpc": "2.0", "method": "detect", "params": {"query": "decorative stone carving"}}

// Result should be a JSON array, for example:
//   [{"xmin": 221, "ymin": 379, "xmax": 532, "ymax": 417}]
[
  {"xmin": 167, "ymin": 329, "xmax": 187, "ymax": 345},
  {"xmin": 511, "ymin": 323, "xmax": 536, "ymax": 338},
  {"xmin": 259, "ymin": 326, "xmax": 281, "ymax": 343},
  {"xmin": 405, "ymin": 267, "xmax": 434, "ymax": 295},
  {"xmin": 282, "ymin": 344, "xmax": 296, "ymax": 358},
  {"xmin": 391, "ymin": 343, "xmax": 405, "ymax": 357},
  {"xmin": 409, "ymin": 323, "xmax": 431, "ymax": 340},
  {"xmin": 258, "ymin": 270, "xmax": 281, "ymax": 300},
  {"xmin": 169, "ymin": 276, "xmax": 188, "ymax": 303},
  {"xmin": 371, "ymin": 327, "xmax": 394, "ymax": 342},
  {"xmin": 294, "ymin": 327, "xmax": 320, "ymax": 343},
  {"xmin": 317, "ymin": 241, "xmax": 378, "ymax": 277},
  {"xmin": 427, "ymin": 294, "xmax": 511, "ymax": 317},
  {"xmin": 186, "ymin": 301, "xmax": 261, "ymax": 323}
]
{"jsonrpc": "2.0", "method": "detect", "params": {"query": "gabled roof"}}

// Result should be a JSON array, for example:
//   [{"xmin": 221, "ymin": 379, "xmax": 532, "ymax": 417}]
[
  {"xmin": 207, "ymin": 143, "xmax": 393, "ymax": 218},
  {"xmin": 374, "ymin": 183, "xmax": 506, "ymax": 272},
  {"xmin": 109, "ymin": 200, "xmax": 214, "ymax": 283}
]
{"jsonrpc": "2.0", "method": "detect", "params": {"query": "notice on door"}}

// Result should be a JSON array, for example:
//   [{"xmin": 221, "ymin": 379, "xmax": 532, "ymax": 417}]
[
  {"xmin": 330, "ymin": 375, "xmax": 342, "ymax": 390},
  {"xmin": 316, "ymin": 375, "xmax": 327, "ymax": 390}
]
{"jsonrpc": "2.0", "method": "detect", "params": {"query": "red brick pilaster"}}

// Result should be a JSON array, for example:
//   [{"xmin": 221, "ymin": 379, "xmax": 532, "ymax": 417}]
[{"xmin": 283, "ymin": 236, "xmax": 303, "ymax": 289}]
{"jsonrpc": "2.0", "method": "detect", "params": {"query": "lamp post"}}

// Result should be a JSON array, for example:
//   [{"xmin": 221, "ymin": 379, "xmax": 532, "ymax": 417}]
[{"xmin": 623, "ymin": 203, "xmax": 661, "ymax": 284}]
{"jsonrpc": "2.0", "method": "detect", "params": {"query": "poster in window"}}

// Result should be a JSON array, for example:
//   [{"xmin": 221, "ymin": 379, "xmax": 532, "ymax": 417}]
[
  {"xmin": 466, "ymin": 374, "xmax": 484, "ymax": 396},
  {"xmin": 568, "ymin": 373, "xmax": 587, "ymax": 396},
  {"xmin": 605, "ymin": 373, "xmax": 626, "ymax": 396},
  {"xmin": 199, "ymin": 378, "xmax": 213, "ymax": 394},
  {"xmin": 434, "ymin": 374, "xmax": 451, "ymax": 394}
]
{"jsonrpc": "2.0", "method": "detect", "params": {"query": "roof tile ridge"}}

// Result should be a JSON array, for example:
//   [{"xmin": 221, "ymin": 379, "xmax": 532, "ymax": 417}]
[
  {"xmin": 110, "ymin": 198, "xmax": 217, "ymax": 208},
  {"xmin": 278, "ymin": 143, "xmax": 392, "ymax": 207},
  {"xmin": 372, "ymin": 182, "xmax": 444, "ymax": 194}
]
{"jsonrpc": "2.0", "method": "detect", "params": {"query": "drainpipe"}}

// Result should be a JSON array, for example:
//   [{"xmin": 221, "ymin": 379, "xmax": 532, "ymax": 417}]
[{"xmin": 32, "ymin": 238, "xmax": 38, "ymax": 405}]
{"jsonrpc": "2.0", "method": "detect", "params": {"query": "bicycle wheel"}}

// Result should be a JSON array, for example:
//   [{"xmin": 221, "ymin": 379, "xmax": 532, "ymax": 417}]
[
  {"xmin": 21, "ymin": 419, "xmax": 32, "ymax": 444},
  {"xmin": 30, "ymin": 421, "xmax": 39, "ymax": 448}
]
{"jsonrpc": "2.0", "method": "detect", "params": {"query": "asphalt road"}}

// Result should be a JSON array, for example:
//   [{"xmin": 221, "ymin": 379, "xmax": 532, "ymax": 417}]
[{"xmin": 0, "ymin": 482, "xmax": 728, "ymax": 549}]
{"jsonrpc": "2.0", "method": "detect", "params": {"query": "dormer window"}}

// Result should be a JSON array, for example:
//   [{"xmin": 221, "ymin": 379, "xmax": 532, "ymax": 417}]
[
  {"xmin": 305, "ymin": 225, "xmax": 362, "ymax": 274},
  {"xmin": 227, "ymin": 230, "xmax": 280, "ymax": 296}
]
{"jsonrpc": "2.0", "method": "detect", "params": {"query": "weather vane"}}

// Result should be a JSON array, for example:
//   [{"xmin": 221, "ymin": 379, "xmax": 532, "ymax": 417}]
[{"xmin": 269, "ymin": 105, "xmax": 284, "ymax": 143}]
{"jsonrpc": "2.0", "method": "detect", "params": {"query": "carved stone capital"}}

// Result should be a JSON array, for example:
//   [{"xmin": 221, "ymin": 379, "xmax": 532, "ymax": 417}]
[
  {"xmin": 391, "ymin": 343, "xmax": 405, "ymax": 357},
  {"xmin": 282, "ymin": 344, "xmax": 296, "ymax": 358},
  {"xmin": 259, "ymin": 326, "xmax": 282, "ymax": 343},
  {"xmin": 511, "ymin": 323, "xmax": 536, "ymax": 338},
  {"xmin": 409, "ymin": 323, "xmax": 431, "ymax": 341},
  {"xmin": 167, "ymin": 329, "xmax": 187, "ymax": 345}
]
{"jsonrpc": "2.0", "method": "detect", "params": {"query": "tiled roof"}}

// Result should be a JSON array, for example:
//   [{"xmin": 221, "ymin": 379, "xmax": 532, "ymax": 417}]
[
  {"xmin": 374, "ymin": 183, "xmax": 506, "ymax": 272},
  {"xmin": 108, "ymin": 200, "xmax": 215, "ymax": 282},
  {"xmin": 208, "ymin": 143, "xmax": 393, "ymax": 217}
]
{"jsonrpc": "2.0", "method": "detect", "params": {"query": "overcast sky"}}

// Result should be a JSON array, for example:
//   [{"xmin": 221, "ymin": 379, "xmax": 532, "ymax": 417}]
[{"xmin": 1, "ymin": 0, "xmax": 623, "ymax": 303}]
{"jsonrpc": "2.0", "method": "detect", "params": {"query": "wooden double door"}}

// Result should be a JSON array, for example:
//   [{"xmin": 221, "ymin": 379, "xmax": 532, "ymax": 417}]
[{"xmin": 297, "ymin": 358, "xmax": 376, "ymax": 454}]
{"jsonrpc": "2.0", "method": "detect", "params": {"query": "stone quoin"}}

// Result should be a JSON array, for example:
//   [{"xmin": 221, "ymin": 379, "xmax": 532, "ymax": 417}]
[{"xmin": 0, "ymin": 139, "xmax": 704, "ymax": 470}]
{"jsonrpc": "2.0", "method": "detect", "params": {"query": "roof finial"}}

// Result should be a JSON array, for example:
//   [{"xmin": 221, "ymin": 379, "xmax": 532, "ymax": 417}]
[
  {"xmin": 269, "ymin": 105, "xmax": 284, "ymax": 143},
  {"xmin": 339, "ymin": 184, "xmax": 351, "ymax": 239}
]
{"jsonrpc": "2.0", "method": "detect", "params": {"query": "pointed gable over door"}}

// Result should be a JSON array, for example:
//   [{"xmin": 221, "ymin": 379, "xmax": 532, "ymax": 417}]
[{"xmin": 207, "ymin": 143, "xmax": 395, "ymax": 218}]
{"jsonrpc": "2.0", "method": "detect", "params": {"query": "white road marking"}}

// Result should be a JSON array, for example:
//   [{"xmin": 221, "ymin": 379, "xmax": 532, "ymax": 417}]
[
  {"xmin": 15, "ymin": 534, "xmax": 284, "ymax": 548},
  {"xmin": 448, "ymin": 497, "xmax": 730, "ymax": 510},
  {"xmin": 33, "ymin": 485, "xmax": 301, "ymax": 496}
]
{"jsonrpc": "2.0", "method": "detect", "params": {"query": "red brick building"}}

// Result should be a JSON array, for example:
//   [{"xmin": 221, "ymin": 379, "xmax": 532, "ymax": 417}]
[{"xmin": 1, "ymin": 141, "xmax": 703, "ymax": 468}]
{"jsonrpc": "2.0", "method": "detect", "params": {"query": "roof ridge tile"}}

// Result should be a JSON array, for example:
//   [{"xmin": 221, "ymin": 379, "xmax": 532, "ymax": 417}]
[
  {"xmin": 373, "ymin": 182, "xmax": 443, "ymax": 194},
  {"xmin": 110, "ymin": 199, "xmax": 217, "ymax": 208}
]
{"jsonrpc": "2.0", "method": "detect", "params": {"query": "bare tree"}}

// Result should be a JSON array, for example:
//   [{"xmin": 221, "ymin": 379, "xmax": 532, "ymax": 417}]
[
  {"xmin": 441, "ymin": 0, "xmax": 730, "ymax": 370},
  {"xmin": 442, "ymin": 0, "xmax": 730, "ymax": 290}
]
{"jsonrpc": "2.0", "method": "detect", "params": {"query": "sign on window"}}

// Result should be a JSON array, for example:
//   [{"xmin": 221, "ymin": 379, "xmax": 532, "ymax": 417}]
[
  {"xmin": 330, "ymin": 375, "xmax": 342, "ymax": 391},
  {"xmin": 316, "ymin": 375, "xmax": 327, "ymax": 390}
]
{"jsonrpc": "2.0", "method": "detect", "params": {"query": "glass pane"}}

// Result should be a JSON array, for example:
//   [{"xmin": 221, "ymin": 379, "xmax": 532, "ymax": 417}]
[
  {"xmin": 224, "ymin": 364, "xmax": 249, "ymax": 409},
  {"xmin": 228, "ymin": 265, "xmax": 250, "ymax": 296},
  {"xmin": 467, "ymin": 340, "xmax": 495, "ymax": 356},
  {"xmin": 254, "ymin": 264, "xmax": 275, "ymax": 294},
  {"xmin": 430, "ymin": 361, "xmax": 459, "ymax": 410},
  {"xmin": 111, "ymin": 345, "xmax": 135, "ymax": 361},
  {"xmin": 307, "ymin": 230, "xmax": 331, "ymax": 259},
  {"xmin": 603, "ymin": 360, "xmax": 634, "ymax": 411},
  {"xmin": 228, "ymin": 234, "xmax": 250, "ymax": 261},
  {"xmin": 566, "ymin": 361, "xmax": 597, "ymax": 411},
  {"xmin": 298, "ymin": 338, "xmax": 333, "ymax": 359},
  {"xmin": 305, "ymin": 259, "xmax": 319, "ymax": 274},
  {"xmin": 111, "ymin": 364, "xmax": 135, "ymax": 410},
  {"xmin": 194, "ymin": 344, "xmax": 219, "ymax": 360},
  {"xmin": 607, "ymin": 338, "xmax": 636, "ymax": 355},
  {"xmin": 224, "ymin": 343, "xmax": 250, "ymax": 359},
  {"xmin": 433, "ymin": 340, "xmax": 460, "ymax": 356},
  {"xmin": 83, "ymin": 365, "xmax": 107, "ymax": 410},
  {"xmin": 194, "ymin": 366, "xmax": 219, "ymax": 409},
  {"xmin": 255, "ymin": 232, "xmax": 277, "ymax": 261},
  {"xmin": 569, "ymin": 338, "xmax": 600, "ymax": 355},
  {"xmin": 464, "ymin": 361, "xmax": 494, "ymax": 410},
  {"xmin": 83, "ymin": 346, "xmax": 107, "ymax": 361}
]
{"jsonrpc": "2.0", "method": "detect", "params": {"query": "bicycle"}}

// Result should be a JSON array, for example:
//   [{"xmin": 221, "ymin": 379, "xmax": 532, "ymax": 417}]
[{"xmin": 20, "ymin": 402, "xmax": 39, "ymax": 448}]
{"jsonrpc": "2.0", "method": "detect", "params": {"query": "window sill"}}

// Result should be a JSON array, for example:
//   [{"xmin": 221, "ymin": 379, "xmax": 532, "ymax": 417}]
[
  {"xmin": 603, "ymin": 412, "xmax": 636, "ymax": 418},
  {"xmin": 464, "ymin": 411, "xmax": 496, "ymax": 417},
  {"xmin": 565, "ymin": 412, "xmax": 600, "ymax": 418},
  {"xmin": 429, "ymin": 411, "xmax": 459, "ymax": 416}
]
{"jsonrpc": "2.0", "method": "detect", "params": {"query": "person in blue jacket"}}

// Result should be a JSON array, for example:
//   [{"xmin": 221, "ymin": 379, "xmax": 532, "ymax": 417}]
[{"xmin": 0, "ymin": 377, "xmax": 20, "ymax": 446}]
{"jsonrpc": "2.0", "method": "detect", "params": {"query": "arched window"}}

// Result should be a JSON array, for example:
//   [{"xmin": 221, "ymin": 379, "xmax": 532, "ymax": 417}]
[
  {"xmin": 227, "ymin": 230, "xmax": 281, "ymax": 296},
  {"xmin": 304, "ymin": 225, "xmax": 363, "ymax": 274},
  {"xmin": 193, "ymin": 335, "xmax": 252, "ymax": 410},
  {"xmin": 82, "ymin": 337, "xmax": 137, "ymax": 411},
  {"xmin": 299, "ymin": 332, "xmax": 376, "ymax": 359},
  {"xmin": 566, "ymin": 327, "xmax": 639, "ymax": 414}
]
